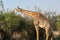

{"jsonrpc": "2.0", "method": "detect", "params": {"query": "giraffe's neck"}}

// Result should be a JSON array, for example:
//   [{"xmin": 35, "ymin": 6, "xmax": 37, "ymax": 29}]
[{"xmin": 15, "ymin": 7, "xmax": 43, "ymax": 19}]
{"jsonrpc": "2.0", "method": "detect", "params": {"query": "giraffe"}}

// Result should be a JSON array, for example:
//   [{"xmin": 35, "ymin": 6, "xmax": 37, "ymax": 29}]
[{"xmin": 14, "ymin": 7, "xmax": 53, "ymax": 40}]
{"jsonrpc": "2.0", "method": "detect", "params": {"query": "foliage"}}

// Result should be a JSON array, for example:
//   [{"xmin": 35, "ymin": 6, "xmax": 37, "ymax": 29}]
[
  {"xmin": 0, "ymin": 11, "xmax": 35, "ymax": 40},
  {"xmin": 0, "ymin": 12, "xmax": 22, "ymax": 31},
  {"xmin": 56, "ymin": 15, "xmax": 60, "ymax": 29}
]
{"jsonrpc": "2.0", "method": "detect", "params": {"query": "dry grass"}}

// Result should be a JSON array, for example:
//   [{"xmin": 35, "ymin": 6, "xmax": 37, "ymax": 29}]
[{"xmin": 53, "ymin": 31, "xmax": 60, "ymax": 40}]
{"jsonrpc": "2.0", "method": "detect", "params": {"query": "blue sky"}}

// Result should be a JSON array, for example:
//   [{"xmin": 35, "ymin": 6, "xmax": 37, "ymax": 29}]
[{"xmin": 2, "ymin": 0, "xmax": 60, "ymax": 14}]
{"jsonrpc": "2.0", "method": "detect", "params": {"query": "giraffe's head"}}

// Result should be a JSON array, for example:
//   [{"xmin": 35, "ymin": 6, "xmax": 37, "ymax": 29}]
[{"xmin": 14, "ymin": 7, "xmax": 23, "ymax": 13}]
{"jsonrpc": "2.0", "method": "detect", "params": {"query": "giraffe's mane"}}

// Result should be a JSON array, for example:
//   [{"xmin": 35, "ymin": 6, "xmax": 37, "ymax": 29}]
[{"xmin": 17, "ymin": 7, "xmax": 40, "ymax": 13}]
